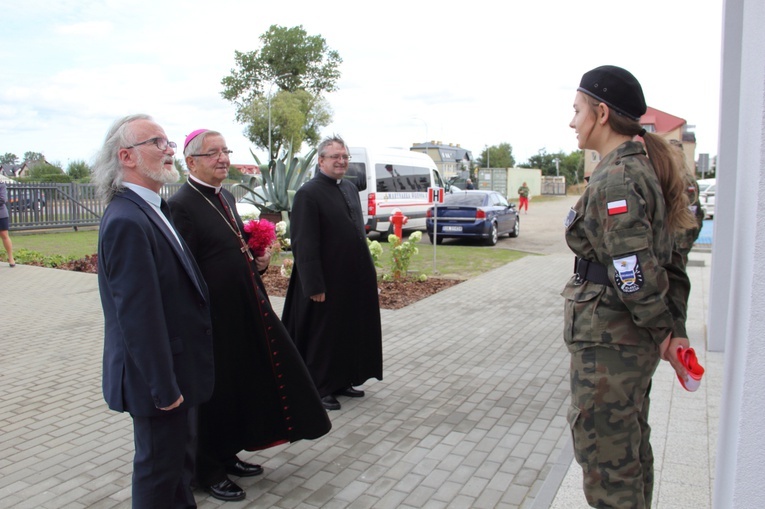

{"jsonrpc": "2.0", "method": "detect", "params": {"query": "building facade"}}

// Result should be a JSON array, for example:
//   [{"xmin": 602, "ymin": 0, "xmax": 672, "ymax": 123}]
[{"xmin": 411, "ymin": 141, "xmax": 473, "ymax": 179}]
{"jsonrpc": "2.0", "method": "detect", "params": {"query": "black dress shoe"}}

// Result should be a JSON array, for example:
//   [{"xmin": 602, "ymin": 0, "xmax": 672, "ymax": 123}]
[
  {"xmin": 335, "ymin": 386, "xmax": 365, "ymax": 398},
  {"xmin": 321, "ymin": 395, "xmax": 341, "ymax": 410},
  {"xmin": 225, "ymin": 459, "xmax": 264, "ymax": 477},
  {"xmin": 205, "ymin": 478, "xmax": 245, "ymax": 501}
]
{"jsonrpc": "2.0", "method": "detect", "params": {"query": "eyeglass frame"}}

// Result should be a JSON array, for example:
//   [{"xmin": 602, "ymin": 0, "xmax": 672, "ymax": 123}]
[
  {"xmin": 321, "ymin": 154, "xmax": 352, "ymax": 161},
  {"xmin": 189, "ymin": 149, "xmax": 234, "ymax": 159},
  {"xmin": 124, "ymin": 137, "xmax": 177, "ymax": 151}
]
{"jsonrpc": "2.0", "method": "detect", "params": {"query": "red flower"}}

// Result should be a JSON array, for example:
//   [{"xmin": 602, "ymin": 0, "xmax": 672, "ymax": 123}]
[{"xmin": 243, "ymin": 219, "xmax": 277, "ymax": 257}]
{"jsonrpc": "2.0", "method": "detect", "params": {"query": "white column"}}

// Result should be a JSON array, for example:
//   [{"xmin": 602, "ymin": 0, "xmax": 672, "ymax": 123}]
[{"xmin": 713, "ymin": 0, "xmax": 765, "ymax": 507}]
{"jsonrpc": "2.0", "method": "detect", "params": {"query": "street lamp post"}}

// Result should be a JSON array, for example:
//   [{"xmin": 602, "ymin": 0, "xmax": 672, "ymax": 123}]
[{"xmin": 267, "ymin": 73, "xmax": 292, "ymax": 162}]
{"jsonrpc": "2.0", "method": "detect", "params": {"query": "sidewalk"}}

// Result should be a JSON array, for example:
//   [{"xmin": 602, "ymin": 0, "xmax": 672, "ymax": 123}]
[
  {"xmin": 545, "ymin": 250, "xmax": 720, "ymax": 509},
  {"xmin": 0, "ymin": 206, "xmax": 717, "ymax": 508}
]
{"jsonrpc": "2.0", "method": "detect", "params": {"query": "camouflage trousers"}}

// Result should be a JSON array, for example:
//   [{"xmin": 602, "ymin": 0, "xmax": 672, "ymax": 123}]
[{"xmin": 567, "ymin": 343, "xmax": 661, "ymax": 508}]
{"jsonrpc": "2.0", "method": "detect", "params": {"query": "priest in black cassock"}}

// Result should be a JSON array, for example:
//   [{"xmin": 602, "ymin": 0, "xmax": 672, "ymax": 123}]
[
  {"xmin": 168, "ymin": 129, "xmax": 331, "ymax": 502},
  {"xmin": 283, "ymin": 135, "xmax": 383, "ymax": 411}
]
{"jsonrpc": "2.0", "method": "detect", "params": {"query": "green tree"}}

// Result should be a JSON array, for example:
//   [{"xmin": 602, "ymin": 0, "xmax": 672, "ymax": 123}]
[
  {"xmin": 67, "ymin": 160, "xmax": 91, "ymax": 180},
  {"xmin": 561, "ymin": 150, "xmax": 584, "ymax": 184},
  {"xmin": 28, "ymin": 161, "xmax": 69, "ymax": 182},
  {"xmin": 23, "ymin": 151, "xmax": 45, "ymax": 163},
  {"xmin": 520, "ymin": 149, "xmax": 557, "ymax": 175},
  {"xmin": 227, "ymin": 165, "xmax": 244, "ymax": 182},
  {"xmin": 478, "ymin": 143, "xmax": 515, "ymax": 168},
  {"xmin": 173, "ymin": 157, "xmax": 188, "ymax": 180},
  {"xmin": 520, "ymin": 149, "xmax": 584, "ymax": 185},
  {"xmin": 221, "ymin": 24, "xmax": 342, "ymax": 156},
  {"xmin": 239, "ymin": 89, "xmax": 333, "ymax": 157},
  {"xmin": 1, "ymin": 153, "xmax": 18, "ymax": 165}
]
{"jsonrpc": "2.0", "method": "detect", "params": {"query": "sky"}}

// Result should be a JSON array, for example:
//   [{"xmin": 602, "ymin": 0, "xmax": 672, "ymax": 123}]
[{"xmin": 0, "ymin": 0, "xmax": 723, "ymax": 169}]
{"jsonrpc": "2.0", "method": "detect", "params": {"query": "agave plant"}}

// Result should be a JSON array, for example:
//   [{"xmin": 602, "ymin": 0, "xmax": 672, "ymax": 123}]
[{"xmin": 234, "ymin": 147, "xmax": 317, "ymax": 232}]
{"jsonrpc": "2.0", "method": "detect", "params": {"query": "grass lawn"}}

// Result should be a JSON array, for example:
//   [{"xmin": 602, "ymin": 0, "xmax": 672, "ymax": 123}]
[
  {"xmin": 9, "ymin": 229, "xmax": 99, "ymax": 260},
  {"xmin": 6, "ymin": 228, "xmax": 527, "ymax": 278},
  {"xmin": 404, "ymin": 244, "xmax": 526, "ymax": 279}
]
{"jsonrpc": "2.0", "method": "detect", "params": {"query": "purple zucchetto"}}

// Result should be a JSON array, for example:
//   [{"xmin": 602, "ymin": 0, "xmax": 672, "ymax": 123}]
[{"xmin": 183, "ymin": 129, "xmax": 209, "ymax": 151}]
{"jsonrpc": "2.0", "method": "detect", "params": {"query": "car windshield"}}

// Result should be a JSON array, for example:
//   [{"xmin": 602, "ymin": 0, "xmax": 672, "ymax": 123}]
[{"xmin": 443, "ymin": 193, "xmax": 488, "ymax": 207}]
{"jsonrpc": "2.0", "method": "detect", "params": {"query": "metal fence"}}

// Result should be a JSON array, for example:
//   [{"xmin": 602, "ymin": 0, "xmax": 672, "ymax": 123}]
[
  {"xmin": 5, "ymin": 182, "xmax": 248, "ymax": 232},
  {"xmin": 541, "ymin": 176, "xmax": 567, "ymax": 196}
]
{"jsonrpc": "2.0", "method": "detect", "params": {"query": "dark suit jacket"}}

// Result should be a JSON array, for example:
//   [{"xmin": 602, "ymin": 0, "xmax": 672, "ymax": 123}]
[{"xmin": 98, "ymin": 188, "xmax": 214, "ymax": 417}]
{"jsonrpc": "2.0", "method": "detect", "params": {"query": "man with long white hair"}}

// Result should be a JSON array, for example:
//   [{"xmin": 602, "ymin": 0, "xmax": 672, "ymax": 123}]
[{"xmin": 94, "ymin": 114, "xmax": 214, "ymax": 508}]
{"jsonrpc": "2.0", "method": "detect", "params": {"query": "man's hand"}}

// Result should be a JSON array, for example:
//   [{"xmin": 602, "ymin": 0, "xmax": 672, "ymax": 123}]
[
  {"xmin": 160, "ymin": 395, "xmax": 183, "ymax": 411},
  {"xmin": 660, "ymin": 334, "xmax": 690, "ymax": 380},
  {"xmin": 310, "ymin": 293, "xmax": 326, "ymax": 302},
  {"xmin": 255, "ymin": 251, "xmax": 271, "ymax": 272}
]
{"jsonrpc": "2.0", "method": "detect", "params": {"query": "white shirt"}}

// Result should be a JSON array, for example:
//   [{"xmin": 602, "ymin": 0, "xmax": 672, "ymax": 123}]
[{"xmin": 123, "ymin": 183, "xmax": 184, "ymax": 250}]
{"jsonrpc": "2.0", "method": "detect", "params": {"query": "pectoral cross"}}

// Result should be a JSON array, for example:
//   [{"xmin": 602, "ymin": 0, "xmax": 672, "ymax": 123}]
[{"xmin": 236, "ymin": 232, "xmax": 255, "ymax": 261}]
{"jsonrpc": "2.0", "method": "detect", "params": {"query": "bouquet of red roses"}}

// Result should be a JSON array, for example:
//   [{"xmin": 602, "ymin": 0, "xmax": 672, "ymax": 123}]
[{"xmin": 243, "ymin": 218, "xmax": 277, "ymax": 257}]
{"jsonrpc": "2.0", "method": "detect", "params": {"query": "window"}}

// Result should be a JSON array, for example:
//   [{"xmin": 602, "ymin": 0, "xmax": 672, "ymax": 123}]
[
  {"xmin": 376, "ymin": 164, "xmax": 430, "ymax": 192},
  {"xmin": 344, "ymin": 161, "xmax": 367, "ymax": 191},
  {"xmin": 444, "ymin": 193, "xmax": 487, "ymax": 207}
]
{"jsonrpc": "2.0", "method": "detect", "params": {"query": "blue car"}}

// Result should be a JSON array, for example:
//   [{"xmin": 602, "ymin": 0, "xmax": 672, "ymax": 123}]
[{"xmin": 426, "ymin": 190, "xmax": 519, "ymax": 246}]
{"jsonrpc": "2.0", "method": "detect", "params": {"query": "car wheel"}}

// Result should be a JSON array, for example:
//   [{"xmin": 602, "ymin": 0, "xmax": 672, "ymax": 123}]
[
  {"xmin": 509, "ymin": 217, "xmax": 520, "ymax": 238},
  {"xmin": 486, "ymin": 222, "xmax": 498, "ymax": 246},
  {"xmin": 428, "ymin": 234, "xmax": 443, "ymax": 245}
]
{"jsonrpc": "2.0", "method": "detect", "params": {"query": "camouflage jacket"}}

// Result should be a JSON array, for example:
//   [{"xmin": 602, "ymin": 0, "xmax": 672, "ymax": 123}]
[
  {"xmin": 673, "ymin": 172, "xmax": 704, "ymax": 262},
  {"xmin": 562, "ymin": 141, "xmax": 690, "ymax": 351},
  {"xmin": 518, "ymin": 186, "xmax": 530, "ymax": 198}
]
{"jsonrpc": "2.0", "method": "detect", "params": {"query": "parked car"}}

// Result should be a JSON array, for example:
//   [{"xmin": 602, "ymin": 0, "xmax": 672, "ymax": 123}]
[
  {"xmin": 700, "ymin": 183, "xmax": 715, "ymax": 219},
  {"xmin": 8, "ymin": 188, "xmax": 46, "ymax": 211},
  {"xmin": 425, "ymin": 190, "xmax": 519, "ymax": 246},
  {"xmin": 235, "ymin": 186, "xmax": 267, "ymax": 219},
  {"xmin": 697, "ymin": 178, "xmax": 716, "ymax": 194}
]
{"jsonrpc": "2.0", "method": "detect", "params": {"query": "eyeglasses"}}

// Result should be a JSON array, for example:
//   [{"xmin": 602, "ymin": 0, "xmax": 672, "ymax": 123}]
[
  {"xmin": 125, "ymin": 137, "xmax": 177, "ymax": 151},
  {"xmin": 322, "ymin": 154, "xmax": 351, "ymax": 161},
  {"xmin": 190, "ymin": 149, "xmax": 233, "ymax": 159}
]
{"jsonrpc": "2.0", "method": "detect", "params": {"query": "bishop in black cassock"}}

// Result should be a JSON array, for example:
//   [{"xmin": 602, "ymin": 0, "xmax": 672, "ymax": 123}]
[{"xmin": 169, "ymin": 130, "xmax": 330, "ymax": 500}]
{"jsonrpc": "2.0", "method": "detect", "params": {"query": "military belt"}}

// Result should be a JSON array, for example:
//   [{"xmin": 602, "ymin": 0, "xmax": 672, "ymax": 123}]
[{"xmin": 574, "ymin": 257, "xmax": 611, "ymax": 285}]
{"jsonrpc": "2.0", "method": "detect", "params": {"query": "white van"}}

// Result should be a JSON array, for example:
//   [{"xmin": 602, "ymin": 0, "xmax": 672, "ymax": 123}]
[{"xmin": 345, "ymin": 147, "xmax": 448, "ymax": 236}]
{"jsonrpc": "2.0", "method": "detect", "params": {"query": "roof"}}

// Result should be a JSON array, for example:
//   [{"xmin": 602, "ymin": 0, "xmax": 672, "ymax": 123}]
[
  {"xmin": 231, "ymin": 164, "xmax": 260, "ymax": 175},
  {"xmin": 640, "ymin": 106, "xmax": 686, "ymax": 134},
  {"xmin": 412, "ymin": 142, "xmax": 473, "ymax": 162}
]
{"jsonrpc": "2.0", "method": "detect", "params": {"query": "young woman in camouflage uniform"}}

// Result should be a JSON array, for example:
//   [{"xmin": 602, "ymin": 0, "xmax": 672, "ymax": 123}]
[{"xmin": 563, "ymin": 66, "xmax": 698, "ymax": 508}]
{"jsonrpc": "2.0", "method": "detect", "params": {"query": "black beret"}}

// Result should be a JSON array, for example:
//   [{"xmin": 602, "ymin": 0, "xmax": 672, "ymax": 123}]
[{"xmin": 577, "ymin": 65, "xmax": 646, "ymax": 121}]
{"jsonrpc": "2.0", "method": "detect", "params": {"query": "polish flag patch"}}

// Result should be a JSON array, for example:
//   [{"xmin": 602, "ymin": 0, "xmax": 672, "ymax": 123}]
[{"xmin": 607, "ymin": 199, "xmax": 628, "ymax": 215}]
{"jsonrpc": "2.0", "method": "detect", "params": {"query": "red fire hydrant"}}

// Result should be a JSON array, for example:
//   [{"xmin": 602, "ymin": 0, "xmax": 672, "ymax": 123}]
[{"xmin": 389, "ymin": 208, "xmax": 408, "ymax": 241}]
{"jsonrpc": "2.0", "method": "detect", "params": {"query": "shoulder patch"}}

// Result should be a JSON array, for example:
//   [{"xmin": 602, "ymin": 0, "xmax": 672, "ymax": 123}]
[
  {"xmin": 607, "ymin": 199, "xmax": 628, "ymax": 215},
  {"xmin": 612, "ymin": 255, "xmax": 644, "ymax": 293},
  {"xmin": 564, "ymin": 207, "xmax": 577, "ymax": 228}
]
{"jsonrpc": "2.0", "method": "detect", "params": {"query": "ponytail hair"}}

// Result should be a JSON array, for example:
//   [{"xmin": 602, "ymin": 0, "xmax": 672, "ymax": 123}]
[
  {"xmin": 641, "ymin": 132, "xmax": 696, "ymax": 232},
  {"xmin": 587, "ymin": 96, "xmax": 695, "ymax": 232}
]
